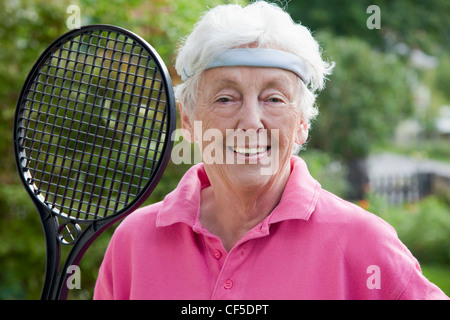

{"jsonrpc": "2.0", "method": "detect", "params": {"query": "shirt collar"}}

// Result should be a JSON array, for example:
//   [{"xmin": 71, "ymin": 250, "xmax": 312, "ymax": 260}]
[
  {"xmin": 156, "ymin": 156, "xmax": 321, "ymax": 228},
  {"xmin": 268, "ymin": 156, "xmax": 321, "ymax": 224}
]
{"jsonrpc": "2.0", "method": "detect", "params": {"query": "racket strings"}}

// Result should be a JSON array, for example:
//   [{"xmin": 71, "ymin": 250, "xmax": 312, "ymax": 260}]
[{"xmin": 17, "ymin": 29, "xmax": 169, "ymax": 221}]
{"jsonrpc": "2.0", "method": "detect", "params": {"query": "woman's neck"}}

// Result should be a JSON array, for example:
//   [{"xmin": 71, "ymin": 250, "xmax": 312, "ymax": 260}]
[{"xmin": 199, "ymin": 162, "xmax": 291, "ymax": 251}]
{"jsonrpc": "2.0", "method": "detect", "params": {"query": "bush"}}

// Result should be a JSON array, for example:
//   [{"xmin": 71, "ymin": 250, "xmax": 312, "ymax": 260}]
[
  {"xmin": 300, "ymin": 148, "xmax": 350, "ymax": 198},
  {"xmin": 0, "ymin": 184, "xmax": 46, "ymax": 299},
  {"xmin": 435, "ymin": 53, "xmax": 450, "ymax": 101},
  {"xmin": 368, "ymin": 194, "xmax": 450, "ymax": 265}
]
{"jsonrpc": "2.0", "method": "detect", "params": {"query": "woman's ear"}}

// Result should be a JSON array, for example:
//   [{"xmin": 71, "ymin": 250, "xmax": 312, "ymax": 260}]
[
  {"xmin": 179, "ymin": 102, "xmax": 194, "ymax": 143},
  {"xmin": 295, "ymin": 120, "xmax": 309, "ymax": 146}
]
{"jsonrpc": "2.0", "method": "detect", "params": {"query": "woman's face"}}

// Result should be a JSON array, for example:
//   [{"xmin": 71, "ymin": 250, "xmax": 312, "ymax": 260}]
[{"xmin": 182, "ymin": 66, "xmax": 308, "ymax": 190}]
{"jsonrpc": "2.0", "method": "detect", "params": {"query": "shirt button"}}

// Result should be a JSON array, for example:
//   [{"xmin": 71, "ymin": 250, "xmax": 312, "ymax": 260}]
[
  {"xmin": 213, "ymin": 249, "xmax": 222, "ymax": 259},
  {"xmin": 224, "ymin": 279, "xmax": 233, "ymax": 290}
]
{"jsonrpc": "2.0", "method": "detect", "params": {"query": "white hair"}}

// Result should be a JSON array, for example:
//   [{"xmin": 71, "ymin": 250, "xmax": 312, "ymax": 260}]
[{"xmin": 174, "ymin": 1, "xmax": 334, "ymax": 131}]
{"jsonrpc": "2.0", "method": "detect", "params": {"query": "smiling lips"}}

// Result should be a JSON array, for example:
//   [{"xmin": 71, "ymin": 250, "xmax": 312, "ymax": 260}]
[
  {"xmin": 228, "ymin": 145, "xmax": 271, "ymax": 162},
  {"xmin": 232, "ymin": 146, "xmax": 269, "ymax": 156}
]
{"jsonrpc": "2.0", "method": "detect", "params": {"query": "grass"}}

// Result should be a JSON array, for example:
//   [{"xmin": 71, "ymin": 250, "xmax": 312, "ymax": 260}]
[{"xmin": 421, "ymin": 264, "xmax": 450, "ymax": 297}]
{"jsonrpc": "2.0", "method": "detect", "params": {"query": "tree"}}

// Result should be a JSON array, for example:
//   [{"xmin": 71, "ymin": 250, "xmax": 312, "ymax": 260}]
[
  {"xmin": 309, "ymin": 32, "xmax": 414, "ymax": 199},
  {"xmin": 270, "ymin": 0, "xmax": 434, "ymax": 200},
  {"xmin": 279, "ymin": 0, "xmax": 450, "ymax": 55}
]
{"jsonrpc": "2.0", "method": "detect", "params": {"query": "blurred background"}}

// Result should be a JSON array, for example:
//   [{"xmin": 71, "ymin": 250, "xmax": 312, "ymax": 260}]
[{"xmin": 0, "ymin": 0, "xmax": 449, "ymax": 299}]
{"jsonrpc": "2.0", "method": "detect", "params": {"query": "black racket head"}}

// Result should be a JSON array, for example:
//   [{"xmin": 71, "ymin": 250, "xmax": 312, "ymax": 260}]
[{"xmin": 14, "ymin": 25, "xmax": 175, "ymax": 224}]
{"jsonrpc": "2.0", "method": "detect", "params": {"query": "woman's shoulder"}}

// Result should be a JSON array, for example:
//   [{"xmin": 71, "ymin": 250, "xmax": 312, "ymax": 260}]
[
  {"xmin": 313, "ymin": 188, "xmax": 414, "ymax": 271},
  {"xmin": 315, "ymin": 188, "xmax": 398, "ymax": 238},
  {"xmin": 112, "ymin": 201, "xmax": 164, "ymax": 239},
  {"xmin": 308, "ymin": 188, "xmax": 447, "ymax": 299}
]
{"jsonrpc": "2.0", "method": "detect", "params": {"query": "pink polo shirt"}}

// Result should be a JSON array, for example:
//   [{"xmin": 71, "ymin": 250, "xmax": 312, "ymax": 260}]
[{"xmin": 94, "ymin": 156, "xmax": 448, "ymax": 300}]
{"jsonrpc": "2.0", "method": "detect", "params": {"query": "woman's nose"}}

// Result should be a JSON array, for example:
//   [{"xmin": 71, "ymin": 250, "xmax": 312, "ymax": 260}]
[{"xmin": 237, "ymin": 97, "xmax": 264, "ymax": 132}]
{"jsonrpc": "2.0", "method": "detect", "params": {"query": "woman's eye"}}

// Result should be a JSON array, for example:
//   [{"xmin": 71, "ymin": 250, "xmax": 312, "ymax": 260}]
[
  {"xmin": 267, "ymin": 96, "xmax": 285, "ymax": 104},
  {"xmin": 215, "ymin": 96, "xmax": 233, "ymax": 104}
]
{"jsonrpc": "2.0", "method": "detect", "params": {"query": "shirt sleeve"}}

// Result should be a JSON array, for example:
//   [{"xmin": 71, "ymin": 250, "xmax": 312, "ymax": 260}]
[
  {"xmin": 93, "ymin": 218, "xmax": 134, "ymax": 300},
  {"xmin": 350, "ymin": 212, "xmax": 449, "ymax": 300},
  {"xmin": 326, "ymin": 191, "xmax": 449, "ymax": 300},
  {"xmin": 93, "ymin": 234, "xmax": 116, "ymax": 300},
  {"xmin": 397, "ymin": 261, "xmax": 449, "ymax": 300}
]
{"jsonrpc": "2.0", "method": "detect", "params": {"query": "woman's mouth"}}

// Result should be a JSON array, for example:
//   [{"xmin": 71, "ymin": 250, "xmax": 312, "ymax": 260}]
[{"xmin": 229, "ymin": 146, "xmax": 271, "ymax": 162}]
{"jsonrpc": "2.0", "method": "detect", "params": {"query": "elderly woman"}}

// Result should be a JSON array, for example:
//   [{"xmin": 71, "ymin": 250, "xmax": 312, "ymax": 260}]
[{"xmin": 94, "ymin": 1, "xmax": 447, "ymax": 299}]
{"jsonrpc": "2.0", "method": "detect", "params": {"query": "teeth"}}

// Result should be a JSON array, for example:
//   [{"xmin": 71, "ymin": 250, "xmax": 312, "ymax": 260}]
[{"xmin": 233, "ymin": 146, "xmax": 268, "ymax": 155}]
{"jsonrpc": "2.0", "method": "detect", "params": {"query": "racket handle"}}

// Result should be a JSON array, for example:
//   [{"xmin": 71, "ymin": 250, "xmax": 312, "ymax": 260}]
[
  {"xmin": 43, "ymin": 219, "xmax": 117, "ymax": 299},
  {"xmin": 40, "ymin": 215, "xmax": 61, "ymax": 300}
]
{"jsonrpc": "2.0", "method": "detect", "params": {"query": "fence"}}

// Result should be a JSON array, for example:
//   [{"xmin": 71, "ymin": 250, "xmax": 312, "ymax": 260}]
[
  {"xmin": 368, "ymin": 173, "xmax": 432, "ymax": 205},
  {"xmin": 367, "ymin": 153, "xmax": 450, "ymax": 205}
]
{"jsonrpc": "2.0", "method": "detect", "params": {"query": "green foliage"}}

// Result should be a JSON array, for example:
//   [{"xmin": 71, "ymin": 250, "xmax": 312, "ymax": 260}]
[
  {"xmin": 0, "ymin": 184, "xmax": 46, "ymax": 299},
  {"xmin": 434, "ymin": 53, "xmax": 450, "ymax": 101},
  {"xmin": 77, "ymin": 0, "xmax": 233, "ymax": 68},
  {"xmin": 368, "ymin": 194, "xmax": 450, "ymax": 265},
  {"xmin": 309, "ymin": 32, "xmax": 414, "ymax": 161},
  {"xmin": 421, "ymin": 264, "xmax": 450, "ymax": 296},
  {"xmin": 300, "ymin": 148, "xmax": 349, "ymax": 198},
  {"xmin": 377, "ymin": 139, "xmax": 450, "ymax": 166},
  {"xmin": 0, "ymin": 0, "xmax": 68, "ymax": 182},
  {"xmin": 0, "ymin": 0, "xmax": 245, "ymax": 183},
  {"xmin": 281, "ymin": 0, "xmax": 450, "ymax": 54}
]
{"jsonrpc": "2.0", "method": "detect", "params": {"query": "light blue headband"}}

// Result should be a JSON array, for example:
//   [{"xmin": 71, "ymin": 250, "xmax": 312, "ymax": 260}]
[{"xmin": 181, "ymin": 48, "xmax": 310, "ymax": 85}]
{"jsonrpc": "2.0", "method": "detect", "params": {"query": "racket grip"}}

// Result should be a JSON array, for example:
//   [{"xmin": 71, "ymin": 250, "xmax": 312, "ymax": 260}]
[{"xmin": 40, "ymin": 215, "xmax": 61, "ymax": 300}]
